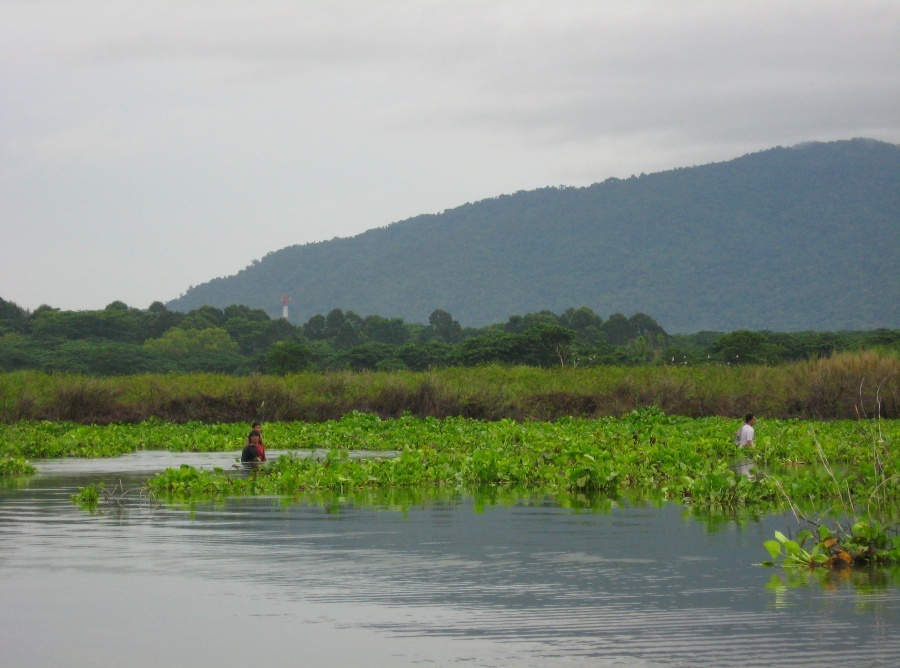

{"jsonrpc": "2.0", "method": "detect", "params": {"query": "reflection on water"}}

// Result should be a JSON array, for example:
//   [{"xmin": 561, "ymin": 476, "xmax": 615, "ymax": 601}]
[
  {"xmin": 28, "ymin": 448, "xmax": 396, "ymax": 475},
  {"xmin": 732, "ymin": 457, "xmax": 756, "ymax": 478},
  {"xmin": 766, "ymin": 567, "xmax": 900, "ymax": 611},
  {"xmin": 1, "ymin": 452, "xmax": 898, "ymax": 667}
]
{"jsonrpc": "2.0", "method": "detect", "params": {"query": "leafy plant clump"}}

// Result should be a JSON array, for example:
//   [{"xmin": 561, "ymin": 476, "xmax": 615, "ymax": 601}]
[
  {"xmin": 71, "ymin": 482, "xmax": 102, "ymax": 513},
  {"xmin": 0, "ymin": 455, "xmax": 36, "ymax": 477},
  {"xmin": 764, "ymin": 521, "xmax": 900, "ymax": 568}
]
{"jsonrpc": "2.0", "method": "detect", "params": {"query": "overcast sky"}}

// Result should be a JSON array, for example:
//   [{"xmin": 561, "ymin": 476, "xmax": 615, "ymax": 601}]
[{"xmin": 2, "ymin": 0, "xmax": 898, "ymax": 313}]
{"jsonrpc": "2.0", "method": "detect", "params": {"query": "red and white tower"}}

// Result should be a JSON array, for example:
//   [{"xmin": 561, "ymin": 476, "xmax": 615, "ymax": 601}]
[{"xmin": 281, "ymin": 295, "xmax": 291, "ymax": 320}]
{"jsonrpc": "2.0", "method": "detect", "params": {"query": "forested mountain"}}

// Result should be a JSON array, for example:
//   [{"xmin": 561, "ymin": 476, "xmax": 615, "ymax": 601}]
[{"xmin": 167, "ymin": 139, "xmax": 900, "ymax": 332}]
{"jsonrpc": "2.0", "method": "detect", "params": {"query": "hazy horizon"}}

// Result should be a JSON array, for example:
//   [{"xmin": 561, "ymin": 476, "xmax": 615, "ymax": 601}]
[{"xmin": 3, "ymin": 1, "xmax": 898, "ymax": 312}]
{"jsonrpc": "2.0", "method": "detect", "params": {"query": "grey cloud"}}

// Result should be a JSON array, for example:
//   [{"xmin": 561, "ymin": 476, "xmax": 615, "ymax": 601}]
[{"xmin": 2, "ymin": 0, "xmax": 898, "ymax": 310}]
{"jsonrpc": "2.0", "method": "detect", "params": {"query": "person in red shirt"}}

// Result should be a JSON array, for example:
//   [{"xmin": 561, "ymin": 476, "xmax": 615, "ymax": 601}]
[
  {"xmin": 241, "ymin": 430, "xmax": 265, "ymax": 463},
  {"xmin": 244, "ymin": 422, "xmax": 266, "ymax": 461}
]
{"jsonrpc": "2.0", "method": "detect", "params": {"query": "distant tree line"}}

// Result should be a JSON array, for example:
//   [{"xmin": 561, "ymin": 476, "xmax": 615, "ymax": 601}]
[{"xmin": 0, "ymin": 297, "xmax": 896, "ymax": 376}]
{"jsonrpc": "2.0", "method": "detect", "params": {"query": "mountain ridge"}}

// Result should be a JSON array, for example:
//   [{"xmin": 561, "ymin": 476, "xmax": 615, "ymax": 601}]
[{"xmin": 167, "ymin": 139, "xmax": 900, "ymax": 332}]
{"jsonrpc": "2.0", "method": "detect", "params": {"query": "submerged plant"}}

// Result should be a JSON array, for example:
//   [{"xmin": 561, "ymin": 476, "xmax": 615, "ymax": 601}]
[
  {"xmin": 71, "ymin": 479, "xmax": 151, "ymax": 514},
  {"xmin": 71, "ymin": 482, "xmax": 103, "ymax": 513}
]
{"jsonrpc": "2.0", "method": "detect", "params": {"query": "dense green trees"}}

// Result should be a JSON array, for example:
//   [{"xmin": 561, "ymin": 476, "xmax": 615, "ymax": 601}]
[
  {"xmin": 0, "ymin": 296, "xmax": 896, "ymax": 375},
  {"xmin": 713, "ymin": 330, "xmax": 787, "ymax": 365},
  {"xmin": 601, "ymin": 313, "xmax": 635, "ymax": 346},
  {"xmin": 362, "ymin": 315, "xmax": 409, "ymax": 345},
  {"xmin": 265, "ymin": 341, "xmax": 314, "ymax": 374},
  {"xmin": 0, "ymin": 298, "xmax": 30, "ymax": 336},
  {"xmin": 428, "ymin": 309, "xmax": 463, "ymax": 343},
  {"xmin": 144, "ymin": 327, "xmax": 238, "ymax": 360}
]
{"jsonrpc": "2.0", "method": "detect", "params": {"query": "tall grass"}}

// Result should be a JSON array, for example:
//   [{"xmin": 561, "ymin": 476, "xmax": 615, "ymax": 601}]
[
  {"xmin": 1, "ymin": 350, "xmax": 896, "ymax": 424},
  {"xmin": 788, "ymin": 350, "xmax": 899, "ymax": 419}
]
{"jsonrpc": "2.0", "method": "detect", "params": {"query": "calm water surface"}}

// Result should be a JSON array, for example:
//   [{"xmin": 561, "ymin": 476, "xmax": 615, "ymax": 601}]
[{"xmin": 1, "ymin": 452, "xmax": 897, "ymax": 667}]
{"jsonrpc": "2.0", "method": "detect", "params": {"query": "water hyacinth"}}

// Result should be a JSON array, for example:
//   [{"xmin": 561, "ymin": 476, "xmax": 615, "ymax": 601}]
[
  {"xmin": 90, "ymin": 410, "xmax": 892, "ymax": 511},
  {"xmin": 0, "ymin": 455, "xmax": 35, "ymax": 477}
]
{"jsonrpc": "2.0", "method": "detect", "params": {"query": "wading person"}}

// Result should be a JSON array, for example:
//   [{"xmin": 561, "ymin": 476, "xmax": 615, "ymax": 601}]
[
  {"xmin": 241, "ymin": 430, "xmax": 265, "ymax": 463},
  {"xmin": 736, "ymin": 413, "xmax": 756, "ymax": 449},
  {"xmin": 245, "ymin": 422, "xmax": 266, "ymax": 461}
]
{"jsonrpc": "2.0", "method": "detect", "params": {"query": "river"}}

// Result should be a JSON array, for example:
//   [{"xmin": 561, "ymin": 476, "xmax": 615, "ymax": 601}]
[{"xmin": 1, "ymin": 452, "xmax": 897, "ymax": 667}]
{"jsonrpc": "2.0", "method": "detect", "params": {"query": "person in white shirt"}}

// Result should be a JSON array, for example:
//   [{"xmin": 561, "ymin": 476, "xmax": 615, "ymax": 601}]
[{"xmin": 737, "ymin": 413, "xmax": 756, "ymax": 448}]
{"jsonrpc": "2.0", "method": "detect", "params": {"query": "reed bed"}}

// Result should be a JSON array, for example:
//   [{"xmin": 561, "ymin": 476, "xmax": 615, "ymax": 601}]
[{"xmin": 1, "ymin": 350, "xmax": 896, "ymax": 424}]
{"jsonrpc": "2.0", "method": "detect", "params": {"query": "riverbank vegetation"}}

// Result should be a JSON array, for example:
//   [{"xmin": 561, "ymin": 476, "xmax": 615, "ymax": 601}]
[
  {"xmin": 40, "ymin": 409, "xmax": 893, "ymax": 517},
  {"xmin": 4, "ymin": 409, "xmax": 891, "ymax": 461},
  {"xmin": 1, "ymin": 349, "xmax": 896, "ymax": 424},
  {"xmin": 2, "ymin": 409, "xmax": 893, "ymax": 505}
]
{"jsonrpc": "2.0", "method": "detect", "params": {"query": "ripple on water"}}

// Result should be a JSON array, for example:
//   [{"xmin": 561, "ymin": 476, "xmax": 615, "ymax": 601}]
[{"xmin": 0, "ymin": 452, "xmax": 897, "ymax": 667}]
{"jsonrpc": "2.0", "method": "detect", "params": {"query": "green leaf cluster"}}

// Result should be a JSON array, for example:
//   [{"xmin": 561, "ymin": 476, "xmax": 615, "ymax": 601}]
[
  {"xmin": 0, "ymin": 455, "xmax": 35, "ymax": 477},
  {"xmin": 764, "ymin": 522, "xmax": 900, "ymax": 568}
]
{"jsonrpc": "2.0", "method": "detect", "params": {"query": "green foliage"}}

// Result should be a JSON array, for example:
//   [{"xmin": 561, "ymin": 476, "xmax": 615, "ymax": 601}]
[
  {"xmin": 760, "ymin": 414, "xmax": 900, "ymax": 569},
  {"xmin": 764, "ymin": 522, "xmax": 900, "ymax": 568},
  {"xmin": 136, "ymin": 412, "xmax": 896, "ymax": 506},
  {"xmin": 363, "ymin": 315, "xmax": 410, "ymax": 345},
  {"xmin": 3, "ymin": 285, "xmax": 899, "ymax": 376},
  {"xmin": 560, "ymin": 306, "xmax": 603, "ymax": 333},
  {"xmin": 458, "ymin": 331, "xmax": 532, "ymax": 365},
  {"xmin": 50, "ymin": 341, "xmax": 170, "ymax": 375},
  {"xmin": 30, "ymin": 305, "xmax": 146, "ymax": 343},
  {"xmin": 144, "ymin": 327, "xmax": 238, "ymax": 360},
  {"xmin": 0, "ymin": 418, "xmax": 249, "ymax": 458},
  {"xmin": 0, "ymin": 297, "xmax": 30, "ymax": 336},
  {"xmin": 11, "ymin": 410, "xmax": 890, "ymax": 520},
  {"xmin": 177, "ymin": 349, "xmax": 249, "ymax": 374},
  {"xmin": 456, "ymin": 324, "xmax": 576, "ymax": 367},
  {"xmin": 714, "ymin": 330, "xmax": 788, "ymax": 365},
  {"xmin": 428, "ymin": 309, "xmax": 463, "ymax": 343},
  {"xmin": 397, "ymin": 340, "xmax": 453, "ymax": 370},
  {"xmin": 602, "ymin": 313, "xmax": 635, "ymax": 346},
  {"xmin": 343, "ymin": 342, "xmax": 403, "ymax": 371},
  {"xmin": 1, "ymin": 348, "xmax": 897, "ymax": 423},
  {"xmin": 265, "ymin": 341, "xmax": 313, "ymax": 374},
  {"xmin": 0, "ymin": 455, "xmax": 36, "ymax": 477},
  {"xmin": 71, "ymin": 482, "xmax": 102, "ymax": 513},
  {"xmin": 143, "ymin": 302, "xmax": 186, "ymax": 338}
]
